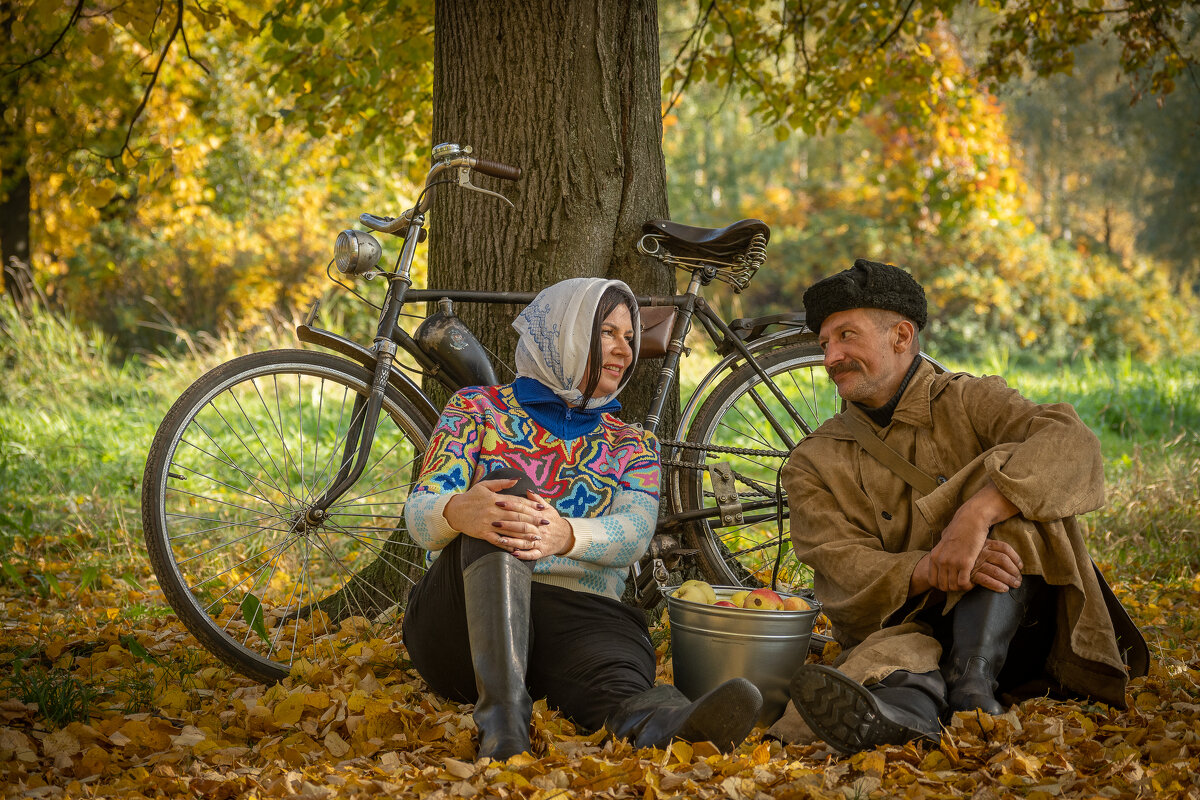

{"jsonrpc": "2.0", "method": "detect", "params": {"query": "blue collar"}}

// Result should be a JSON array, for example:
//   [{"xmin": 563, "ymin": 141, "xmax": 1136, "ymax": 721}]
[{"xmin": 511, "ymin": 377, "xmax": 621, "ymax": 439}]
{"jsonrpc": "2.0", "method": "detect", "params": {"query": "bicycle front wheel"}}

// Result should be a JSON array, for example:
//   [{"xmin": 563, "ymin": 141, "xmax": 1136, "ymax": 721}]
[
  {"xmin": 676, "ymin": 341, "xmax": 836, "ymax": 588},
  {"xmin": 142, "ymin": 349, "xmax": 435, "ymax": 683}
]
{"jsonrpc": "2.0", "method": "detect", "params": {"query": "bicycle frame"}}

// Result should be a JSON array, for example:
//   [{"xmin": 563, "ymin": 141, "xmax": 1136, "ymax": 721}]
[
  {"xmin": 299, "ymin": 278, "xmax": 812, "ymax": 534},
  {"xmin": 301, "ymin": 143, "xmax": 821, "ymax": 607}
]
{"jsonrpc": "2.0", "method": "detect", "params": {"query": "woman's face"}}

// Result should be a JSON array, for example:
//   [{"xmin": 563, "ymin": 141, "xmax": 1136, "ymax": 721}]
[{"xmin": 585, "ymin": 303, "xmax": 635, "ymax": 398}]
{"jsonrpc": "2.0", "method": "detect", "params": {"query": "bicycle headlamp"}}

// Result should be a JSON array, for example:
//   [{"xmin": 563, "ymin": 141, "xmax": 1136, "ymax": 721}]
[{"xmin": 334, "ymin": 230, "xmax": 383, "ymax": 276}]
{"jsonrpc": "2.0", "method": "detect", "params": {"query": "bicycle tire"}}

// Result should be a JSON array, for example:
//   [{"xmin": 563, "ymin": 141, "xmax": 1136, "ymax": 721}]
[
  {"xmin": 142, "ymin": 349, "xmax": 436, "ymax": 683},
  {"xmin": 675, "ymin": 340, "xmax": 833, "ymax": 588}
]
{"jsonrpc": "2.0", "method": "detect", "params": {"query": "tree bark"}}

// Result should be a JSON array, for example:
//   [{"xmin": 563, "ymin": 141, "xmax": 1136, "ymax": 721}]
[
  {"xmin": 429, "ymin": 0, "xmax": 673, "ymax": 427},
  {"xmin": 0, "ymin": 2, "xmax": 31, "ymax": 304}
]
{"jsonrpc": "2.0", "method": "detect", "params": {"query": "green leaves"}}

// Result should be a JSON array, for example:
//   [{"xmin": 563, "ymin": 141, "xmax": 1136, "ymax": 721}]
[{"xmin": 241, "ymin": 593, "xmax": 272, "ymax": 650}]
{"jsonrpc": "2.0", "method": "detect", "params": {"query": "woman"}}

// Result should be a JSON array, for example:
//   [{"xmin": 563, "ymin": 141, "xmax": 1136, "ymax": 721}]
[{"xmin": 402, "ymin": 277, "xmax": 762, "ymax": 761}]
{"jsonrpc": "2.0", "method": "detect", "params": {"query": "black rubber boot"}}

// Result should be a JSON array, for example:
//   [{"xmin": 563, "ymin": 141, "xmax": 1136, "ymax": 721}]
[
  {"xmin": 605, "ymin": 678, "xmax": 763, "ymax": 753},
  {"xmin": 790, "ymin": 665, "xmax": 943, "ymax": 755},
  {"xmin": 944, "ymin": 577, "xmax": 1044, "ymax": 715},
  {"xmin": 463, "ymin": 550, "xmax": 534, "ymax": 761}
]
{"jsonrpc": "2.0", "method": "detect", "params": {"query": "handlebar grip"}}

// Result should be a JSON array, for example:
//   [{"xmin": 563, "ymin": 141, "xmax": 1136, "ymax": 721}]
[{"xmin": 473, "ymin": 157, "xmax": 522, "ymax": 181}]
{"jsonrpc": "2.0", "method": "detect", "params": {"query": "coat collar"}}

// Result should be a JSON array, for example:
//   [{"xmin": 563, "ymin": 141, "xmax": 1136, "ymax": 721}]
[{"xmin": 817, "ymin": 356, "xmax": 943, "ymax": 440}]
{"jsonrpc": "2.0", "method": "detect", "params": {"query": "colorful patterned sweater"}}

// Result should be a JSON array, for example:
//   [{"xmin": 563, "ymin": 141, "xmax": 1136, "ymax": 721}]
[{"xmin": 404, "ymin": 384, "xmax": 661, "ymax": 601}]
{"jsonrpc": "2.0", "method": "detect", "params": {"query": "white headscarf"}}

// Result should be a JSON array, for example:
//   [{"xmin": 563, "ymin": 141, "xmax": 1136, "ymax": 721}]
[{"xmin": 512, "ymin": 277, "xmax": 641, "ymax": 409}]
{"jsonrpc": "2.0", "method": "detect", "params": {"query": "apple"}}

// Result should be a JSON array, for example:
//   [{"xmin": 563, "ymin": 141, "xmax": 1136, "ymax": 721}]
[
  {"xmin": 730, "ymin": 590, "xmax": 750, "ymax": 607},
  {"xmin": 782, "ymin": 596, "xmax": 811, "ymax": 611},
  {"xmin": 713, "ymin": 600, "xmax": 738, "ymax": 608},
  {"xmin": 742, "ymin": 588, "xmax": 785, "ymax": 611},
  {"xmin": 675, "ymin": 580, "xmax": 717, "ymax": 605}
]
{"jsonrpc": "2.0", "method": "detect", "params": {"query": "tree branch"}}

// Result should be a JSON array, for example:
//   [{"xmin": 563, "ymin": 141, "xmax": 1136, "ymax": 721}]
[
  {"xmin": 1, "ymin": 0, "xmax": 86, "ymax": 76},
  {"xmin": 662, "ymin": 0, "xmax": 718, "ymax": 118},
  {"xmin": 714, "ymin": 5, "xmax": 783, "ymax": 120},
  {"xmin": 876, "ymin": 0, "xmax": 918, "ymax": 51},
  {"xmin": 108, "ymin": 0, "xmax": 185, "ymax": 158}
]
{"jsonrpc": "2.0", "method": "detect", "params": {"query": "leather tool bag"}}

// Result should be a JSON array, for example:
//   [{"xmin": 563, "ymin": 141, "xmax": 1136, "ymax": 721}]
[{"xmin": 639, "ymin": 306, "xmax": 677, "ymax": 359}]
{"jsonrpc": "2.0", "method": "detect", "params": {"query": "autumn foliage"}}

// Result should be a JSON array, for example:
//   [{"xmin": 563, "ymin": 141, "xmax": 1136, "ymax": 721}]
[{"xmin": 1, "ymin": 545, "xmax": 1198, "ymax": 798}]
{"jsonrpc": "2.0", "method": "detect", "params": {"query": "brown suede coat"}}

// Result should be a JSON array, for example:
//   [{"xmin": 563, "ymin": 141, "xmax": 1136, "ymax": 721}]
[{"xmin": 769, "ymin": 359, "xmax": 1147, "ymax": 742}]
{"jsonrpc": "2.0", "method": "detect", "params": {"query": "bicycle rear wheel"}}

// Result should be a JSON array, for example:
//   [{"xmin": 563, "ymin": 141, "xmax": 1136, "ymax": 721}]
[
  {"xmin": 675, "ymin": 341, "xmax": 836, "ymax": 588},
  {"xmin": 142, "ymin": 349, "xmax": 435, "ymax": 683}
]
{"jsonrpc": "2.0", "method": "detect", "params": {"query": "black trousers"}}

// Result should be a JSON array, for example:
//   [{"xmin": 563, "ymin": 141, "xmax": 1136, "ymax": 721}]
[{"xmin": 401, "ymin": 518, "xmax": 656, "ymax": 733}]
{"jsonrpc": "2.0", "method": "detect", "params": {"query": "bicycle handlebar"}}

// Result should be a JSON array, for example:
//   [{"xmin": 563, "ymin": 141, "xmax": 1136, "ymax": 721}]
[
  {"xmin": 361, "ymin": 146, "xmax": 521, "ymax": 234},
  {"xmin": 471, "ymin": 157, "xmax": 521, "ymax": 181}
]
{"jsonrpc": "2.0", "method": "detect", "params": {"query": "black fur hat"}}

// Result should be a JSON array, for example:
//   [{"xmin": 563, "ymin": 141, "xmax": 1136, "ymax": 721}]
[{"xmin": 803, "ymin": 259, "xmax": 927, "ymax": 334}]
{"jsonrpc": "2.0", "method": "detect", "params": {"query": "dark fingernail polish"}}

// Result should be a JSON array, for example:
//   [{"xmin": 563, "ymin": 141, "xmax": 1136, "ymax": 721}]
[
  {"xmin": 536, "ymin": 503, "xmax": 546, "ymax": 510},
  {"xmin": 495, "ymin": 501, "xmax": 507, "ymax": 508},
  {"xmin": 492, "ymin": 521, "xmax": 503, "ymax": 528}
]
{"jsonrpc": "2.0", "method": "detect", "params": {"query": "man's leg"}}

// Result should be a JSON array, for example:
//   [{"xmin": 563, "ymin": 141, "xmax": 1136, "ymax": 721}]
[
  {"xmin": 789, "ymin": 666, "xmax": 945, "ymax": 755},
  {"xmin": 943, "ymin": 576, "xmax": 1047, "ymax": 714}
]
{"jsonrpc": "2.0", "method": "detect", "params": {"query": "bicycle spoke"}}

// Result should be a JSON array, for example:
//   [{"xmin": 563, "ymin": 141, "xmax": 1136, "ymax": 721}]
[
  {"xmin": 168, "ymin": 458, "xmax": 290, "ymax": 515},
  {"xmin": 145, "ymin": 351, "xmax": 432, "ymax": 681},
  {"xmin": 183, "ymin": 422, "xmax": 295, "ymax": 514},
  {"xmin": 214, "ymin": 393, "xmax": 300, "ymax": 505},
  {"xmin": 165, "ymin": 512, "xmax": 291, "ymax": 540},
  {"xmin": 191, "ymin": 533, "xmax": 301, "ymax": 614}
]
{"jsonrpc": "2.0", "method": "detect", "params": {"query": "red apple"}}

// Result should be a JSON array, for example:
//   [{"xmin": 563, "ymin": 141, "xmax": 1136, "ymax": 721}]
[
  {"xmin": 743, "ymin": 588, "xmax": 784, "ymax": 610},
  {"xmin": 783, "ymin": 596, "xmax": 811, "ymax": 611},
  {"xmin": 713, "ymin": 600, "xmax": 738, "ymax": 608}
]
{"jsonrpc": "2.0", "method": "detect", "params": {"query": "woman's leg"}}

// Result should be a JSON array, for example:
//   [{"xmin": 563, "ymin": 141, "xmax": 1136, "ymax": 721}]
[
  {"xmin": 402, "ymin": 466, "xmax": 538, "ymax": 761},
  {"xmin": 401, "ymin": 536, "xmax": 475, "ymax": 701},
  {"xmin": 524, "ymin": 584, "xmax": 656, "ymax": 732},
  {"xmin": 524, "ymin": 585, "xmax": 762, "ymax": 753}
]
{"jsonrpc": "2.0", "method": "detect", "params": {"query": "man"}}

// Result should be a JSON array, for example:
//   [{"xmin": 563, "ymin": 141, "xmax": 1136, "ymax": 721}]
[{"xmin": 770, "ymin": 259, "xmax": 1147, "ymax": 754}]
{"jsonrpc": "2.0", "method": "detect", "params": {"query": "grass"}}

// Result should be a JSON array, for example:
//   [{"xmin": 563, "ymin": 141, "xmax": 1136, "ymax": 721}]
[{"xmin": 1, "ymin": 295, "xmax": 1197, "ymax": 599}]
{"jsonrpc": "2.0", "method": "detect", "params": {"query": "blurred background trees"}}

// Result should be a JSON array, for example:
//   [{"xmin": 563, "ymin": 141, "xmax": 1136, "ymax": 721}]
[{"xmin": 1, "ymin": 0, "xmax": 1197, "ymax": 364}]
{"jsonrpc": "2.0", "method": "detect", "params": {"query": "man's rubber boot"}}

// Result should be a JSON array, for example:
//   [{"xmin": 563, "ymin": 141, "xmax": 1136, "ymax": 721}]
[
  {"xmin": 790, "ymin": 665, "xmax": 943, "ymax": 755},
  {"xmin": 605, "ymin": 678, "xmax": 763, "ymax": 752},
  {"xmin": 944, "ymin": 577, "xmax": 1044, "ymax": 715},
  {"xmin": 463, "ymin": 550, "xmax": 534, "ymax": 761}
]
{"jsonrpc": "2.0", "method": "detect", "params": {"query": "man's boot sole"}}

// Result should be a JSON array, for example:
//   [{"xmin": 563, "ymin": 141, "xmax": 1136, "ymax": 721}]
[{"xmin": 790, "ymin": 665, "xmax": 932, "ymax": 755}]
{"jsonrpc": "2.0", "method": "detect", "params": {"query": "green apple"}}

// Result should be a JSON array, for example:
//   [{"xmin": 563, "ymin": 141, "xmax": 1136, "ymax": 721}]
[{"xmin": 677, "ymin": 579, "xmax": 717, "ymax": 605}]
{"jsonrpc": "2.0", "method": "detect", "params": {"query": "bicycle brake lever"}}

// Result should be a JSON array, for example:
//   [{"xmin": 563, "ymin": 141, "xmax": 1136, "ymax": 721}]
[{"xmin": 456, "ymin": 166, "xmax": 515, "ymax": 208}]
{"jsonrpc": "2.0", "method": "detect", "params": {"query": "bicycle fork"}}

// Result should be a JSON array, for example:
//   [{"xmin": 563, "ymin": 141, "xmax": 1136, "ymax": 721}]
[
  {"xmin": 299, "ymin": 342, "xmax": 398, "ymax": 530},
  {"xmin": 301, "ymin": 225, "xmax": 423, "ymax": 528}
]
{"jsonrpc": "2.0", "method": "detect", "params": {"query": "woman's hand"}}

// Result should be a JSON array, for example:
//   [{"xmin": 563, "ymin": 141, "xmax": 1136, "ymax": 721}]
[
  {"xmin": 508, "ymin": 491, "xmax": 573, "ymax": 561},
  {"xmin": 442, "ymin": 480, "xmax": 573, "ymax": 559}
]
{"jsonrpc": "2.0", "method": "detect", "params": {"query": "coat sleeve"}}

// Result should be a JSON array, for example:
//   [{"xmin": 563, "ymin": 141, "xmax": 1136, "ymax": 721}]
[
  {"xmin": 783, "ymin": 451, "xmax": 926, "ymax": 647},
  {"xmin": 403, "ymin": 390, "xmax": 483, "ymax": 551},
  {"xmin": 563, "ymin": 433, "xmax": 661, "ymax": 568},
  {"xmin": 934, "ymin": 376, "xmax": 1105, "ymax": 523}
]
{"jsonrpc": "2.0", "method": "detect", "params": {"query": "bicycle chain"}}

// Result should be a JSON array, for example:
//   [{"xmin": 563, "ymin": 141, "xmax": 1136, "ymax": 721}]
[
  {"xmin": 660, "ymin": 443, "xmax": 788, "ymax": 500},
  {"xmin": 658, "ymin": 439, "xmax": 790, "ymax": 458}
]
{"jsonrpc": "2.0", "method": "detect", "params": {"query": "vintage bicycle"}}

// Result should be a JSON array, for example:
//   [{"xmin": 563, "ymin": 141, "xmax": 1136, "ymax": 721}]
[{"xmin": 141, "ymin": 143, "xmax": 845, "ymax": 683}]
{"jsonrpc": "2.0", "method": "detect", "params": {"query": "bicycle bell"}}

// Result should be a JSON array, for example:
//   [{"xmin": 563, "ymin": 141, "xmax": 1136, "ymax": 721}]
[{"xmin": 334, "ymin": 230, "xmax": 383, "ymax": 276}]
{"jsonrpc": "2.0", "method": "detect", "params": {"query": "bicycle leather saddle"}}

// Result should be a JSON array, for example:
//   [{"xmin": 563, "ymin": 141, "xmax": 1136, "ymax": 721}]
[{"xmin": 643, "ymin": 218, "xmax": 771, "ymax": 256}]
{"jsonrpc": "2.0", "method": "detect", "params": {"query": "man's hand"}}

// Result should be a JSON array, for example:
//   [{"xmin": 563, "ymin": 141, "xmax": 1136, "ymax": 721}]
[
  {"xmin": 912, "ymin": 480, "xmax": 1021, "ymax": 595},
  {"xmin": 968, "ymin": 539, "xmax": 1023, "ymax": 592}
]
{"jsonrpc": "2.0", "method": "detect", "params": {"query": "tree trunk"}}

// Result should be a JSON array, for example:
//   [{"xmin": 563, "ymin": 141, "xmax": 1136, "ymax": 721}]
[
  {"xmin": 429, "ymin": 0, "xmax": 673, "ymax": 427},
  {"xmin": 0, "ymin": 167, "xmax": 31, "ymax": 303},
  {"xmin": 0, "ymin": 2, "xmax": 31, "ymax": 304}
]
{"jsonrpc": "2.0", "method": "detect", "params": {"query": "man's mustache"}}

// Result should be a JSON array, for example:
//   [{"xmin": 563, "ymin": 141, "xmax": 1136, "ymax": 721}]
[{"xmin": 826, "ymin": 362, "xmax": 861, "ymax": 379}]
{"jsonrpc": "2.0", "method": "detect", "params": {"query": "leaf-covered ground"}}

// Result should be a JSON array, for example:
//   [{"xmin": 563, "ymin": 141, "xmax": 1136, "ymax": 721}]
[{"xmin": 2, "ymin": 551, "xmax": 1198, "ymax": 800}]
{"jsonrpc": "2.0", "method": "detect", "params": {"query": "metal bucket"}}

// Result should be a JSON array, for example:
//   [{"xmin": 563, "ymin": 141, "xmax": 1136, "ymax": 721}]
[{"xmin": 665, "ymin": 585, "xmax": 822, "ymax": 726}]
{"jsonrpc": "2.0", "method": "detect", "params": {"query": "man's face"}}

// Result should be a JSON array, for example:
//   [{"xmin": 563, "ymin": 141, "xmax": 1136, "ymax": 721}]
[{"xmin": 818, "ymin": 308, "xmax": 913, "ymax": 408}]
